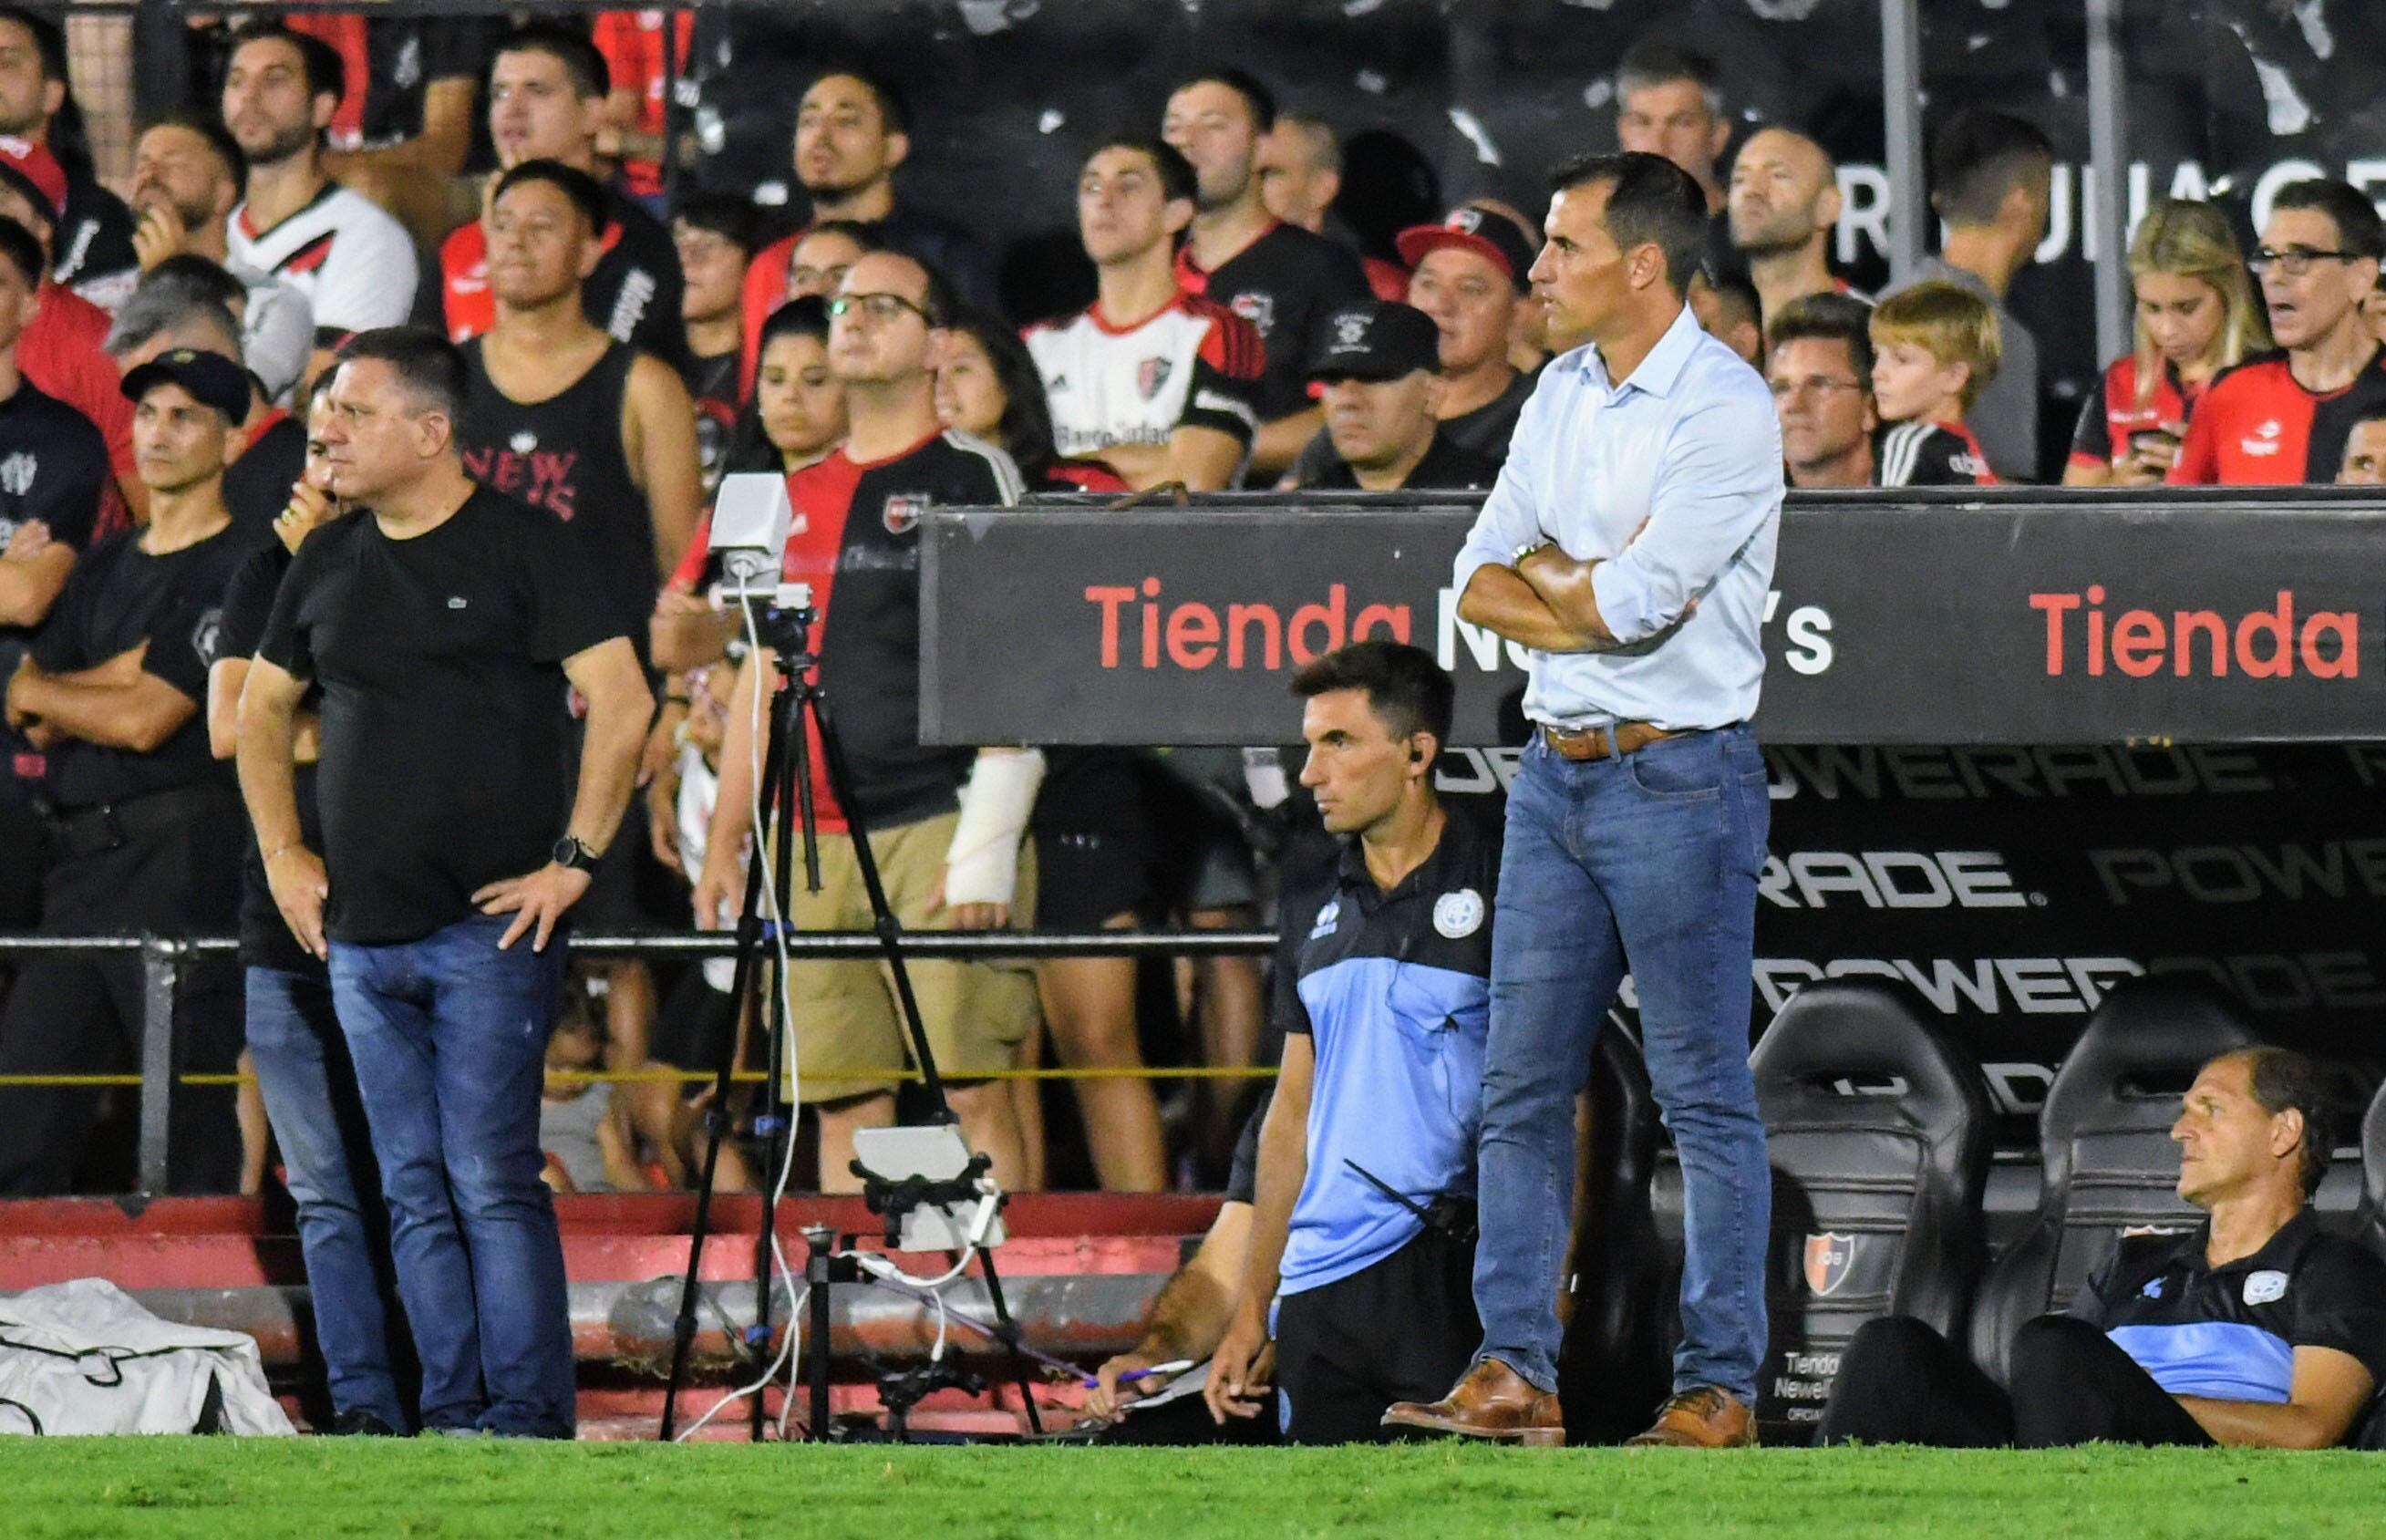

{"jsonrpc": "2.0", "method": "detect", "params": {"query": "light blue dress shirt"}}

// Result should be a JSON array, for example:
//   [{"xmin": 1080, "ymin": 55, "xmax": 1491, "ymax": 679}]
[{"xmin": 1452, "ymin": 304, "xmax": 1782, "ymax": 732}]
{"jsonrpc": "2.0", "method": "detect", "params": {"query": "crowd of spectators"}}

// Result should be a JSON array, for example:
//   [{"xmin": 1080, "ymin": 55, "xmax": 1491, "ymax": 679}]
[{"xmin": 0, "ymin": 9, "xmax": 2380, "ymax": 1204}]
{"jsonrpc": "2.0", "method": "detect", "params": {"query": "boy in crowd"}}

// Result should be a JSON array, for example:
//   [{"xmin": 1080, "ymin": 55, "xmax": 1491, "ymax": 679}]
[{"xmin": 1866, "ymin": 281, "xmax": 1999, "ymax": 487}]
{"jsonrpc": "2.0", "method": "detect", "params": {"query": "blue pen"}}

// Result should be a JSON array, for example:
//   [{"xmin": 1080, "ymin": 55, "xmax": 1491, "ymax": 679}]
[{"xmin": 1082, "ymin": 1358, "xmax": 1195, "ymax": 1390}]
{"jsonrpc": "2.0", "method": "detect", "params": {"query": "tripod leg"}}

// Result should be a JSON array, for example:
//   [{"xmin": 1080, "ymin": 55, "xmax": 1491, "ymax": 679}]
[
  {"xmin": 659, "ymin": 666, "xmax": 799, "ymax": 1442},
  {"xmin": 800, "ymin": 679, "xmax": 1046, "ymax": 1433},
  {"xmin": 749, "ymin": 683, "xmax": 807, "ymax": 1443}
]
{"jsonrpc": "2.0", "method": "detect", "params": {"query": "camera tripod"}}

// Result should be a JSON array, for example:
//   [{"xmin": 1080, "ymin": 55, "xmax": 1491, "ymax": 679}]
[{"xmin": 656, "ymin": 592, "xmax": 1043, "ymax": 1442}]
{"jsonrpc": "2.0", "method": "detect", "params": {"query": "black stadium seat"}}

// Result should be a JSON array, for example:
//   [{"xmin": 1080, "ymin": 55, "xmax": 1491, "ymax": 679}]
[
  {"xmin": 1748, "ymin": 981, "xmax": 1992, "ymax": 1444},
  {"xmin": 2353, "ymin": 1078, "xmax": 2386, "ymax": 1451},
  {"xmin": 2356, "ymin": 1075, "xmax": 2386, "ymax": 1263},
  {"xmin": 1557, "ymin": 1025, "xmax": 1671, "ymax": 1445},
  {"xmin": 1966, "ymin": 977, "xmax": 2256, "ymax": 1383}
]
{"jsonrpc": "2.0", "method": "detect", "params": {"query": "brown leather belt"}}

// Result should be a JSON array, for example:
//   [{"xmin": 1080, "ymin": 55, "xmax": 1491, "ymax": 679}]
[{"xmin": 1538, "ymin": 720, "xmax": 1679, "ymax": 761}]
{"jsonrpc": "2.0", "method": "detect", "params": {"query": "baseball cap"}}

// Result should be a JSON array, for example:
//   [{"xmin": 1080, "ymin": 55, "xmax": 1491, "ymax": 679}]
[
  {"xmin": 121, "ymin": 347, "xmax": 252, "ymax": 422},
  {"xmin": 1395, "ymin": 202, "xmax": 1539, "ymax": 294},
  {"xmin": 0, "ymin": 134, "xmax": 65, "ymax": 226},
  {"xmin": 1307, "ymin": 300, "xmax": 1441, "ymax": 383}
]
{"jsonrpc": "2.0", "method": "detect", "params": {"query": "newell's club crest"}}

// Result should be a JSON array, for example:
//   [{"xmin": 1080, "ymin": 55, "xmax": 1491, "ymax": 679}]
[
  {"xmin": 1230, "ymin": 291, "xmax": 1276, "ymax": 338},
  {"xmin": 1137, "ymin": 356, "xmax": 1172, "ymax": 400},
  {"xmin": 0, "ymin": 450, "xmax": 34, "ymax": 496},
  {"xmin": 1803, "ymin": 1233, "xmax": 1855, "ymax": 1297},
  {"xmin": 189, "ymin": 606, "xmax": 225, "ymax": 669},
  {"xmin": 882, "ymin": 494, "xmax": 927, "ymax": 536}
]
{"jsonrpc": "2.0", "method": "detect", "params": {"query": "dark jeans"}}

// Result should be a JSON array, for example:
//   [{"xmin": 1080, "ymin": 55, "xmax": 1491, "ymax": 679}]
[
  {"xmin": 245, "ymin": 965, "xmax": 410, "ymax": 1431},
  {"xmin": 1819, "ymin": 1315, "xmax": 2216, "ymax": 1448},
  {"xmin": 329, "ymin": 915, "xmax": 574, "ymax": 1438},
  {"xmin": 1275, "ymin": 1225, "xmax": 1481, "ymax": 1444},
  {"xmin": 1473, "ymin": 728, "xmax": 1771, "ymax": 1400}
]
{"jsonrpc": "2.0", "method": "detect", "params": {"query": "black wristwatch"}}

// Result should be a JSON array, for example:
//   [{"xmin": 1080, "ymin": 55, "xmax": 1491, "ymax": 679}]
[{"xmin": 553, "ymin": 835, "xmax": 601, "ymax": 873}]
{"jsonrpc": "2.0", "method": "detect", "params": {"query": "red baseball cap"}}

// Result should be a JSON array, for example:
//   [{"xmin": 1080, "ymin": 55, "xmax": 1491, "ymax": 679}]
[
  {"xmin": 1395, "ymin": 202, "xmax": 1538, "ymax": 294},
  {"xmin": 0, "ymin": 134, "xmax": 65, "ymax": 226}
]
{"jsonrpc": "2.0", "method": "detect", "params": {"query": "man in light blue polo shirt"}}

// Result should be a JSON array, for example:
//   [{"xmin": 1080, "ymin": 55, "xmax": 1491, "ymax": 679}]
[{"xmin": 1385, "ymin": 150, "xmax": 1782, "ymax": 1450}]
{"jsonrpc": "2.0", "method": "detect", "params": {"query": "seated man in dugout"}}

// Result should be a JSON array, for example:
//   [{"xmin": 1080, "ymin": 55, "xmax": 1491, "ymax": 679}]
[{"xmin": 1821, "ymin": 1047, "xmax": 2386, "ymax": 1449}]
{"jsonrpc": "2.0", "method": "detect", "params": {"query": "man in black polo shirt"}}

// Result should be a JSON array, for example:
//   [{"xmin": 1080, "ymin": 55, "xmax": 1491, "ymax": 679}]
[
  {"xmin": 1821, "ymin": 1047, "xmax": 2386, "ymax": 1448},
  {"xmin": 1164, "ymin": 67, "xmax": 1371, "ymax": 480},
  {"xmin": 0, "ymin": 213, "xmax": 108, "ymax": 946},
  {"xmin": 240, "ymin": 327, "xmax": 650, "ymax": 1438},
  {"xmin": 0, "ymin": 347, "xmax": 254, "ymax": 1194},
  {"xmin": 1204, "ymin": 641, "xmax": 1497, "ymax": 1443},
  {"xmin": 1292, "ymin": 302, "xmax": 1496, "ymax": 493}
]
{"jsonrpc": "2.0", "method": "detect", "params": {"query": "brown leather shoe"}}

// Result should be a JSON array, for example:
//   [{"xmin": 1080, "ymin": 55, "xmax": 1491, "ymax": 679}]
[
  {"xmin": 1623, "ymin": 1387, "xmax": 1756, "ymax": 1448},
  {"xmin": 1380, "ymin": 1359, "xmax": 1565, "ymax": 1447}
]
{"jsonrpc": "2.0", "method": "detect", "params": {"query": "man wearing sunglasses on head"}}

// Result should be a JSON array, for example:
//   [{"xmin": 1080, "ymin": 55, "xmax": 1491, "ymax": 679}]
[
  {"xmin": 691, "ymin": 249, "xmax": 1045, "ymax": 1193},
  {"xmin": 2170, "ymin": 179, "xmax": 2386, "ymax": 486}
]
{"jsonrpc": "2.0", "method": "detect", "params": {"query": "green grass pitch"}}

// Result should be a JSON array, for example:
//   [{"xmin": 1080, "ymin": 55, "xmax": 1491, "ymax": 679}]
[{"xmin": 7, "ymin": 1441, "xmax": 2378, "ymax": 1537}]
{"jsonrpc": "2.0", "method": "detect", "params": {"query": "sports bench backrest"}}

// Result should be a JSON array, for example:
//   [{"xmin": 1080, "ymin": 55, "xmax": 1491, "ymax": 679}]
[
  {"xmin": 1749, "ymin": 981, "xmax": 1991, "ymax": 1445},
  {"xmin": 2355, "ymin": 1080, "xmax": 2386, "ymax": 1450},
  {"xmin": 2357, "ymin": 1077, "xmax": 2386, "ymax": 1263},
  {"xmin": 1967, "ymin": 977, "xmax": 2255, "ymax": 1383},
  {"xmin": 1557, "ymin": 1026, "xmax": 1670, "ymax": 1445}
]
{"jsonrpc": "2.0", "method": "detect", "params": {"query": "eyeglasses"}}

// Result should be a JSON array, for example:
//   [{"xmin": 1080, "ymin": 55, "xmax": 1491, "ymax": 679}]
[
  {"xmin": 1767, "ymin": 376, "xmax": 1864, "ymax": 399},
  {"xmin": 2249, "ymin": 246, "xmax": 2361, "ymax": 278},
  {"xmin": 827, "ymin": 292, "xmax": 935, "ymax": 325}
]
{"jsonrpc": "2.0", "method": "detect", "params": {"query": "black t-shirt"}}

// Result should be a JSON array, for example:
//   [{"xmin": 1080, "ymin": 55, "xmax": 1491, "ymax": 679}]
[
  {"xmin": 54, "ymin": 173, "xmax": 138, "ymax": 295},
  {"xmin": 1295, "ymin": 430, "xmax": 1499, "ymax": 493},
  {"xmin": 217, "ymin": 539, "xmax": 325, "ymax": 978},
  {"xmin": 31, "ymin": 521, "xmax": 249, "ymax": 809},
  {"xmin": 256, "ymin": 488, "xmax": 620, "ymax": 944},
  {"xmin": 681, "ymin": 348, "xmax": 739, "ymax": 495},
  {"xmin": 0, "ymin": 376, "xmax": 111, "ymax": 797},
  {"xmin": 222, "ymin": 413, "xmax": 307, "ymax": 540},
  {"xmin": 1178, "ymin": 222, "xmax": 1372, "ymax": 422},
  {"xmin": 595, "ymin": 189, "xmax": 687, "ymax": 376},
  {"xmin": 2073, "ymin": 1210, "xmax": 2386, "ymax": 1406},
  {"xmin": 1441, "ymin": 367, "xmax": 1537, "ymax": 464},
  {"xmin": 1286, "ymin": 368, "xmax": 1535, "ymax": 486}
]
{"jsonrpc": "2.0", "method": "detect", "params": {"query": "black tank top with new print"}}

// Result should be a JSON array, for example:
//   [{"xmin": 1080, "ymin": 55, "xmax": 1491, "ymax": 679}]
[{"xmin": 458, "ymin": 338, "xmax": 656, "ymax": 663}]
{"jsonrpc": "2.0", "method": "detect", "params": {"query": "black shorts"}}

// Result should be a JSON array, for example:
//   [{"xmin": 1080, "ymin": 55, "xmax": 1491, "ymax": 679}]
[
  {"xmin": 651, "ymin": 961, "xmax": 738, "ymax": 1071},
  {"xmin": 1274, "ymin": 1224, "xmax": 1480, "ymax": 1444},
  {"xmin": 1033, "ymin": 749, "xmax": 1156, "ymax": 930}
]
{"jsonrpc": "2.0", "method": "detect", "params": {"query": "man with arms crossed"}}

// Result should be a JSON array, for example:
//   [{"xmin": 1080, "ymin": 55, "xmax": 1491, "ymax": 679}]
[
  {"xmin": 1384, "ymin": 151, "xmax": 1781, "ymax": 1450},
  {"xmin": 239, "ymin": 329, "xmax": 650, "ymax": 1437}
]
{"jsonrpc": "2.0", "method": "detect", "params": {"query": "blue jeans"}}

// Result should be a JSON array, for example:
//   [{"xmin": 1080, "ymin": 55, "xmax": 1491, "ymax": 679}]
[
  {"xmin": 329, "ymin": 915, "xmax": 574, "ymax": 1437},
  {"xmin": 1473, "ymin": 727, "xmax": 1771, "ymax": 1400},
  {"xmin": 244, "ymin": 966, "xmax": 410, "ymax": 1431}
]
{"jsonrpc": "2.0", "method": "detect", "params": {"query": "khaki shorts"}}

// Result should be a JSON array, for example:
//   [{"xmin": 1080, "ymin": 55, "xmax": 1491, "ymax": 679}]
[{"xmin": 773, "ymin": 811, "xmax": 1038, "ymax": 1104}]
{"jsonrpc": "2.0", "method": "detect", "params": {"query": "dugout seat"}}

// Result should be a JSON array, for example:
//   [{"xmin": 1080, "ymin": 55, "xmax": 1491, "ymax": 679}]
[
  {"xmin": 1748, "ymin": 981, "xmax": 1992, "ymax": 1444},
  {"xmin": 2355, "ymin": 1074, "xmax": 2386, "ymax": 1264},
  {"xmin": 2351, "ymin": 1079, "xmax": 2386, "ymax": 1451},
  {"xmin": 1556, "ymin": 1025, "xmax": 1671, "ymax": 1445},
  {"xmin": 1966, "ymin": 977, "xmax": 2255, "ymax": 1383}
]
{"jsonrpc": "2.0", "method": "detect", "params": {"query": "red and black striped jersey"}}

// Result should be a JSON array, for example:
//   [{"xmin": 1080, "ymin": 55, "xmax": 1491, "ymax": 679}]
[
  {"xmin": 2168, "ymin": 347, "xmax": 2386, "ymax": 486},
  {"xmin": 2071, "ymin": 356, "xmax": 2203, "ymax": 472},
  {"xmin": 779, "ymin": 430, "xmax": 1025, "ymax": 832},
  {"xmin": 1875, "ymin": 419, "xmax": 1997, "ymax": 487}
]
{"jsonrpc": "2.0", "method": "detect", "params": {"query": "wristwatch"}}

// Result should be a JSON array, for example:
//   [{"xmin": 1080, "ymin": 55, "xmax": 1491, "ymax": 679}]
[{"xmin": 553, "ymin": 835, "xmax": 601, "ymax": 873}]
